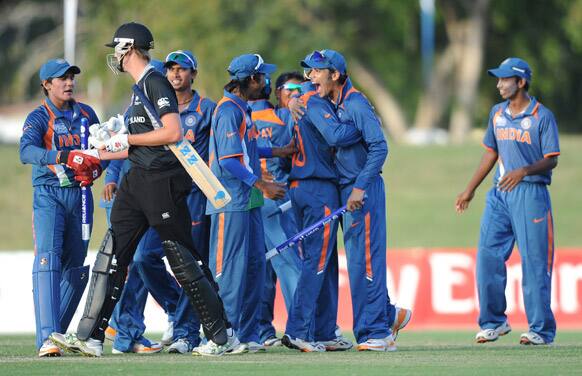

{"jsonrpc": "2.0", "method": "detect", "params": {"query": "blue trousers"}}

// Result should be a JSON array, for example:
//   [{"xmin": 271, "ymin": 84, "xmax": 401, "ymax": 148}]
[
  {"xmin": 477, "ymin": 183, "xmax": 556, "ymax": 342},
  {"xmin": 209, "ymin": 208, "xmax": 265, "ymax": 343},
  {"xmin": 341, "ymin": 177, "xmax": 391, "ymax": 343},
  {"xmin": 285, "ymin": 179, "xmax": 339, "ymax": 342},
  {"xmin": 258, "ymin": 196, "xmax": 301, "ymax": 343},
  {"xmin": 32, "ymin": 186, "xmax": 91, "ymax": 349}
]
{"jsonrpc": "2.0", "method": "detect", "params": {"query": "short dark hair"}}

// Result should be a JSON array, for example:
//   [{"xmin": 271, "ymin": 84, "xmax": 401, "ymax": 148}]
[
  {"xmin": 224, "ymin": 75, "xmax": 255, "ymax": 95},
  {"xmin": 275, "ymin": 71, "xmax": 304, "ymax": 89},
  {"xmin": 515, "ymin": 76, "xmax": 529, "ymax": 92}
]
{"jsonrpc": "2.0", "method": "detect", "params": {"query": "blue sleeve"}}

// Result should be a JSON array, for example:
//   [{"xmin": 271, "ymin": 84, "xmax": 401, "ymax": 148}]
[
  {"xmin": 539, "ymin": 110, "xmax": 560, "ymax": 157},
  {"xmin": 215, "ymin": 104, "xmax": 244, "ymax": 160},
  {"xmin": 200, "ymin": 98, "xmax": 216, "ymax": 134},
  {"xmin": 349, "ymin": 95, "xmax": 388, "ymax": 190},
  {"xmin": 306, "ymin": 98, "xmax": 361, "ymax": 147},
  {"xmin": 219, "ymin": 157, "xmax": 258, "ymax": 187},
  {"xmin": 258, "ymin": 147, "xmax": 273, "ymax": 158},
  {"xmin": 104, "ymin": 159, "xmax": 124, "ymax": 185},
  {"xmin": 19, "ymin": 110, "xmax": 60, "ymax": 166},
  {"xmin": 483, "ymin": 106, "xmax": 498, "ymax": 152}
]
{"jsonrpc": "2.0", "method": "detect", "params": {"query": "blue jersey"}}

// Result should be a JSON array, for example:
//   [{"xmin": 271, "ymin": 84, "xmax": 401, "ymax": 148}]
[
  {"xmin": 334, "ymin": 78, "xmax": 388, "ymax": 190},
  {"xmin": 207, "ymin": 90, "xmax": 261, "ymax": 214},
  {"xmin": 181, "ymin": 91, "xmax": 216, "ymax": 163},
  {"xmin": 483, "ymin": 98, "xmax": 560, "ymax": 185},
  {"xmin": 289, "ymin": 83, "xmax": 360, "ymax": 182},
  {"xmin": 249, "ymin": 99, "xmax": 293, "ymax": 183},
  {"xmin": 20, "ymin": 98, "xmax": 100, "ymax": 187}
]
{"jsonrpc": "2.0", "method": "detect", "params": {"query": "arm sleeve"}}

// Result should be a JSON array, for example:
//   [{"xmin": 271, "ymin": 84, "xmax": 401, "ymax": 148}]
[
  {"xmin": 306, "ymin": 98, "xmax": 362, "ymax": 147},
  {"xmin": 349, "ymin": 96, "xmax": 388, "ymax": 190},
  {"xmin": 482, "ymin": 107, "xmax": 498, "ymax": 152},
  {"xmin": 144, "ymin": 73, "xmax": 179, "ymax": 118},
  {"xmin": 539, "ymin": 110, "xmax": 560, "ymax": 157},
  {"xmin": 219, "ymin": 157, "xmax": 258, "ymax": 187},
  {"xmin": 258, "ymin": 147, "xmax": 273, "ymax": 158},
  {"xmin": 19, "ymin": 111, "xmax": 60, "ymax": 166},
  {"xmin": 215, "ymin": 104, "xmax": 244, "ymax": 160},
  {"xmin": 200, "ymin": 98, "xmax": 216, "ymax": 136},
  {"xmin": 104, "ymin": 159, "xmax": 124, "ymax": 185}
]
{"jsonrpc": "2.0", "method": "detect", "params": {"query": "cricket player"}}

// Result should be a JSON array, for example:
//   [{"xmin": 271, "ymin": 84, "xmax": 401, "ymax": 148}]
[
  {"xmin": 50, "ymin": 22, "xmax": 233, "ymax": 357},
  {"xmin": 456, "ymin": 57, "xmax": 559, "ymax": 345},
  {"xmin": 196, "ymin": 54, "xmax": 291, "ymax": 355},
  {"xmin": 250, "ymin": 73, "xmax": 301, "ymax": 347},
  {"xmin": 20, "ymin": 58, "xmax": 102, "ymax": 357},
  {"xmin": 282, "ymin": 57, "xmax": 362, "ymax": 352},
  {"xmin": 303, "ymin": 49, "xmax": 412, "ymax": 351}
]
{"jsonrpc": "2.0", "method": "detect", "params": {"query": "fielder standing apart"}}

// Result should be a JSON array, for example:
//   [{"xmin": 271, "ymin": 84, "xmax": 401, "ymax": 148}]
[
  {"xmin": 456, "ymin": 57, "xmax": 559, "ymax": 345},
  {"xmin": 50, "ymin": 22, "xmax": 231, "ymax": 357}
]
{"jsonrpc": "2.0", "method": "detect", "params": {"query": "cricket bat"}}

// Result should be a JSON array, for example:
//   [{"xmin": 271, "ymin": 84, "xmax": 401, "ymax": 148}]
[
  {"xmin": 132, "ymin": 84, "xmax": 231, "ymax": 209},
  {"xmin": 80, "ymin": 117, "xmax": 91, "ymax": 243}
]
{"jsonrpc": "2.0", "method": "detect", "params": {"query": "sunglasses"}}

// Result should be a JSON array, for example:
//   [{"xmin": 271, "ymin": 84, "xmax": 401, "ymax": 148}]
[{"xmin": 165, "ymin": 51, "xmax": 196, "ymax": 68}]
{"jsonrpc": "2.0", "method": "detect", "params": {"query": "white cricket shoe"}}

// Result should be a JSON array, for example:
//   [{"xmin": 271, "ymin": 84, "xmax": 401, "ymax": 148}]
[
  {"xmin": 248, "ymin": 341, "xmax": 266, "ymax": 353},
  {"xmin": 161, "ymin": 321, "xmax": 174, "ymax": 346},
  {"xmin": 49, "ymin": 332, "xmax": 103, "ymax": 357},
  {"xmin": 318, "ymin": 335, "xmax": 353, "ymax": 351},
  {"xmin": 520, "ymin": 331, "xmax": 552, "ymax": 345},
  {"xmin": 475, "ymin": 322, "xmax": 512, "ymax": 343},
  {"xmin": 263, "ymin": 336, "xmax": 282, "ymax": 347},
  {"xmin": 357, "ymin": 335, "xmax": 397, "ymax": 352},
  {"xmin": 282, "ymin": 334, "xmax": 326, "ymax": 352},
  {"xmin": 391, "ymin": 307, "xmax": 412, "ymax": 340},
  {"xmin": 168, "ymin": 338, "xmax": 193, "ymax": 354},
  {"xmin": 39, "ymin": 339, "xmax": 62, "ymax": 357},
  {"xmin": 112, "ymin": 339, "xmax": 163, "ymax": 354},
  {"xmin": 192, "ymin": 328, "xmax": 240, "ymax": 357}
]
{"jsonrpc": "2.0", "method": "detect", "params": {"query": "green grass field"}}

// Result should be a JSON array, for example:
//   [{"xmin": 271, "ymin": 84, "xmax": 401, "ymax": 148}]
[
  {"xmin": 1, "ymin": 331, "xmax": 582, "ymax": 375},
  {"xmin": 2, "ymin": 135, "xmax": 582, "ymax": 250}
]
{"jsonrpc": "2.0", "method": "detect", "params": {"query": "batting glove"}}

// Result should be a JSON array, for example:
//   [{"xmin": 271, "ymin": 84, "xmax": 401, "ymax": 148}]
[
  {"xmin": 105, "ymin": 134, "xmax": 129, "ymax": 153},
  {"xmin": 103, "ymin": 114, "xmax": 127, "ymax": 134}
]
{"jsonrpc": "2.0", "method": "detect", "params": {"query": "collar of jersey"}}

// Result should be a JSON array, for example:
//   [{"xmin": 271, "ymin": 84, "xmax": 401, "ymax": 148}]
[
  {"xmin": 336, "ymin": 77, "xmax": 354, "ymax": 106},
  {"xmin": 223, "ymin": 89, "xmax": 250, "ymax": 113},
  {"xmin": 501, "ymin": 97, "xmax": 538, "ymax": 119},
  {"xmin": 180, "ymin": 90, "xmax": 201, "ymax": 114},
  {"xmin": 248, "ymin": 99, "xmax": 273, "ymax": 111},
  {"xmin": 45, "ymin": 97, "xmax": 81, "ymax": 120}
]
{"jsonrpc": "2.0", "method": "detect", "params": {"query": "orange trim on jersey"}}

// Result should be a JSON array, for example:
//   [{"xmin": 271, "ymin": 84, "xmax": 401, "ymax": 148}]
[
  {"xmin": 492, "ymin": 107, "xmax": 503, "ymax": 127},
  {"xmin": 544, "ymin": 152, "xmax": 560, "ymax": 158},
  {"xmin": 547, "ymin": 210, "xmax": 554, "ymax": 274},
  {"xmin": 42, "ymin": 101, "xmax": 57, "ymax": 175},
  {"xmin": 292, "ymin": 125, "xmax": 306, "ymax": 167},
  {"xmin": 317, "ymin": 206, "xmax": 332, "ymax": 274},
  {"xmin": 196, "ymin": 96, "xmax": 203, "ymax": 114},
  {"xmin": 481, "ymin": 142, "xmax": 496, "ymax": 153},
  {"xmin": 218, "ymin": 153, "xmax": 244, "ymax": 161},
  {"xmin": 531, "ymin": 102, "xmax": 540, "ymax": 119},
  {"xmin": 300, "ymin": 91, "xmax": 318, "ymax": 108},
  {"xmin": 215, "ymin": 213, "xmax": 225, "ymax": 277},
  {"xmin": 251, "ymin": 108, "xmax": 285, "ymax": 126},
  {"xmin": 365, "ymin": 212, "xmax": 372, "ymax": 280},
  {"xmin": 290, "ymin": 181, "xmax": 299, "ymax": 189},
  {"xmin": 79, "ymin": 108, "xmax": 90, "ymax": 119}
]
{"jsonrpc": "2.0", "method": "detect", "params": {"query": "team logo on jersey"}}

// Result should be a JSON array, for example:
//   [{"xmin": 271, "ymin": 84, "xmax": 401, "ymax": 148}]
[
  {"xmin": 521, "ymin": 117, "xmax": 532, "ymax": 130},
  {"xmin": 54, "ymin": 121, "xmax": 68, "ymax": 134},
  {"xmin": 185, "ymin": 115, "xmax": 197, "ymax": 127},
  {"xmin": 157, "ymin": 97, "xmax": 170, "ymax": 109},
  {"xmin": 495, "ymin": 116, "xmax": 507, "ymax": 127},
  {"xmin": 133, "ymin": 95, "xmax": 141, "ymax": 105}
]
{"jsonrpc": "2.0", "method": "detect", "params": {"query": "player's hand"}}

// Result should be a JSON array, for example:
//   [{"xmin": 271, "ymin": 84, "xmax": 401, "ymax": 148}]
[
  {"xmin": 104, "ymin": 134, "xmax": 129, "ymax": 152},
  {"xmin": 455, "ymin": 189, "xmax": 475, "ymax": 214},
  {"xmin": 74, "ymin": 164, "xmax": 103, "ymax": 187},
  {"xmin": 255, "ymin": 180, "xmax": 286, "ymax": 200},
  {"xmin": 347, "ymin": 188, "xmax": 365, "ymax": 211},
  {"xmin": 272, "ymin": 139, "xmax": 297, "ymax": 158},
  {"xmin": 288, "ymin": 97, "xmax": 305, "ymax": 122},
  {"xmin": 58, "ymin": 150, "xmax": 101, "ymax": 173},
  {"xmin": 102, "ymin": 183, "xmax": 117, "ymax": 202},
  {"xmin": 497, "ymin": 168, "xmax": 526, "ymax": 192}
]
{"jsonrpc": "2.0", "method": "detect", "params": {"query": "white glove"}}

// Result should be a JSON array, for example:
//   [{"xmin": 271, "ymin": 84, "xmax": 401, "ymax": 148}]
[
  {"xmin": 89, "ymin": 135, "xmax": 106, "ymax": 150},
  {"xmin": 105, "ymin": 134, "xmax": 129, "ymax": 152},
  {"xmin": 103, "ymin": 114, "xmax": 127, "ymax": 134}
]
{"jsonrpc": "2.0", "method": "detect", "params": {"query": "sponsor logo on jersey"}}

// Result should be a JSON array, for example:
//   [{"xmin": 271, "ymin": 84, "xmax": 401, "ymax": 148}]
[
  {"xmin": 533, "ymin": 217, "xmax": 545, "ymax": 224},
  {"xmin": 495, "ymin": 116, "xmax": 507, "ymax": 127},
  {"xmin": 226, "ymin": 131, "xmax": 237, "ymax": 138},
  {"xmin": 157, "ymin": 97, "xmax": 170, "ymax": 109},
  {"xmin": 54, "ymin": 122, "xmax": 68, "ymax": 134},
  {"xmin": 133, "ymin": 95, "xmax": 141, "ymax": 105},
  {"xmin": 185, "ymin": 115, "xmax": 197, "ymax": 127},
  {"xmin": 521, "ymin": 117, "xmax": 532, "ymax": 130},
  {"xmin": 161, "ymin": 212, "xmax": 171, "ymax": 220},
  {"xmin": 128, "ymin": 116, "xmax": 146, "ymax": 124}
]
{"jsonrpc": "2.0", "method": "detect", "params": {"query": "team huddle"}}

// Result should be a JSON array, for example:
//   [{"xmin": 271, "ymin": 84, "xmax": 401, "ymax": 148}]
[{"xmin": 21, "ymin": 21, "xmax": 560, "ymax": 358}]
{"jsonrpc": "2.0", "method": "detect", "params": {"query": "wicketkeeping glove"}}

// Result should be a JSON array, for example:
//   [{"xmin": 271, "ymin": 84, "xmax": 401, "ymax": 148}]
[
  {"xmin": 74, "ymin": 164, "xmax": 103, "ymax": 187},
  {"xmin": 58, "ymin": 150, "xmax": 101, "ymax": 174}
]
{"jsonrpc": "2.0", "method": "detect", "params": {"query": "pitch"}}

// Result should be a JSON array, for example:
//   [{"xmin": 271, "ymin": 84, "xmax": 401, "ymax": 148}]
[{"xmin": 1, "ymin": 331, "xmax": 581, "ymax": 375}]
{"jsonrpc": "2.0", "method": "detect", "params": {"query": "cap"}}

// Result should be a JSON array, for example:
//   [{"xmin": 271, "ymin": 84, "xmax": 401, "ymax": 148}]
[
  {"xmin": 227, "ymin": 54, "xmax": 277, "ymax": 80},
  {"xmin": 488, "ymin": 57, "xmax": 532, "ymax": 82},
  {"xmin": 39, "ymin": 59, "xmax": 80, "ymax": 81},
  {"xmin": 105, "ymin": 22, "xmax": 154, "ymax": 50},
  {"xmin": 301, "ymin": 49, "xmax": 347, "ymax": 75},
  {"xmin": 164, "ymin": 50, "xmax": 197, "ymax": 70}
]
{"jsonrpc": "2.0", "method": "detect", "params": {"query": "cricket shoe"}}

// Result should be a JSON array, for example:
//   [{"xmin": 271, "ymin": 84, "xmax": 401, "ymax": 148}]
[
  {"xmin": 39, "ymin": 339, "xmax": 62, "ymax": 357},
  {"xmin": 263, "ymin": 336, "xmax": 282, "ymax": 347},
  {"xmin": 520, "ymin": 332, "xmax": 552, "ymax": 346},
  {"xmin": 104, "ymin": 326, "xmax": 117, "ymax": 342},
  {"xmin": 318, "ymin": 335, "xmax": 353, "ymax": 351},
  {"xmin": 475, "ymin": 322, "xmax": 511, "ymax": 343},
  {"xmin": 192, "ymin": 328, "xmax": 240, "ymax": 357},
  {"xmin": 230, "ymin": 341, "xmax": 266, "ymax": 354},
  {"xmin": 357, "ymin": 335, "xmax": 397, "ymax": 352},
  {"xmin": 49, "ymin": 332, "xmax": 103, "ymax": 357},
  {"xmin": 391, "ymin": 307, "xmax": 412, "ymax": 340},
  {"xmin": 112, "ymin": 337, "xmax": 163, "ymax": 354},
  {"xmin": 282, "ymin": 334, "xmax": 326, "ymax": 352},
  {"xmin": 168, "ymin": 338, "xmax": 194, "ymax": 354},
  {"xmin": 161, "ymin": 321, "xmax": 174, "ymax": 346}
]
